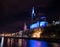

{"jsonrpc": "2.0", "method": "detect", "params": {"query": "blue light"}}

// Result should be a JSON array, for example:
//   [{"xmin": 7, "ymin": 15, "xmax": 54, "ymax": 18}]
[
  {"xmin": 29, "ymin": 40, "xmax": 41, "ymax": 47},
  {"xmin": 40, "ymin": 21, "xmax": 47, "ymax": 27},
  {"xmin": 29, "ymin": 40, "xmax": 47, "ymax": 47},
  {"xmin": 30, "ymin": 21, "xmax": 39, "ymax": 29},
  {"xmin": 30, "ymin": 21, "xmax": 47, "ymax": 29},
  {"xmin": 41, "ymin": 41, "xmax": 47, "ymax": 47},
  {"xmin": 41, "ymin": 16, "xmax": 46, "ymax": 19}
]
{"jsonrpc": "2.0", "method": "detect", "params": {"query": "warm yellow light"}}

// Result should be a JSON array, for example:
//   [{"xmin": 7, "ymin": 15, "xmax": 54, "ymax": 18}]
[{"xmin": 32, "ymin": 28, "xmax": 42, "ymax": 38}]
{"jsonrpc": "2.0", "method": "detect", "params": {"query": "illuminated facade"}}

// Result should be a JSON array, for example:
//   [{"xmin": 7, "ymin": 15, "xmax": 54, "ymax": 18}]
[{"xmin": 31, "ymin": 28, "xmax": 42, "ymax": 38}]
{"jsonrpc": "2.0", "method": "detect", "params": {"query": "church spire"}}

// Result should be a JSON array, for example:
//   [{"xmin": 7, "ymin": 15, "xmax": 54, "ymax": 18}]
[
  {"xmin": 24, "ymin": 23, "xmax": 27, "ymax": 31},
  {"xmin": 32, "ymin": 6, "xmax": 35, "ymax": 20}
]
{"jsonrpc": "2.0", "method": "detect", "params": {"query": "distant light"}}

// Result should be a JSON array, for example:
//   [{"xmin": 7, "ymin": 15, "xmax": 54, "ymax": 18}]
[
  {"xmin": 41, "ymin": 16, "xmax": 46, "ymax": 20},
  {"xmin": 32, "ymin": 31, "xmax": 42, "ymax": 38},
  {"xmin": 30, "ymin": 21, "xmax": 47, "ymax": 29},
  {"xmin": 32, "ymin": 6, "xmax": 35, "ymax": 19},
  {"xmin": 40, "ymin": 21, "xmax": 47, "ymax": 27},
  {"xmin": 32, "ymin": 7, "xmax": 34, "ymax": 15},
  {"xmin": 30, "ymin": 21, "xmax": 39, "ymax": 29},
  {"xmin": 52, "ymin": 21, "xmax": 60, "ymax": 25},
  {"xmin": 51, "ymin": 34, "xmax": 56, "ymax": 38}
]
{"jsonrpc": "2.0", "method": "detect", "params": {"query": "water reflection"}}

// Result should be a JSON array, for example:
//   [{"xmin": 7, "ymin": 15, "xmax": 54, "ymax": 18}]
[
  {"xmin": 0, "ymin": 37, "xmax": 4, "ymax": 47},
  {"xmin": 51, "ymin": 43, "xmax": 60, "ymax": 47},
  {"xmin": 29, "ymin": 40, "xmax": 60, "ymax": 47},
  {"xmin": 29, "ymin": 40, "xmax": 47, "ymax": 47},
  {"xmin": 0, "ymin": 38, "xmax": 60, "ymax": 47},
  {"xmin": 18, "ymin": 39, "xmax": 22, "ymax": 47}
]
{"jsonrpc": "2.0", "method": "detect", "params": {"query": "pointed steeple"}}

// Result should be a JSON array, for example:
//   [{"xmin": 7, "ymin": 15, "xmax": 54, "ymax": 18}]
[
  {"xmin": 31, "ymin": 6, "xmax": 35, "ymax": 19},
  {"xmin": 24, "ymin": 23, "xmax": 27, "ymax": 31}
]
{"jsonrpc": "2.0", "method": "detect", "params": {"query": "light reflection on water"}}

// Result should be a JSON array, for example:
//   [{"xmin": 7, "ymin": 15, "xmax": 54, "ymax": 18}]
[
  {"xmin": 0, "ymin": 38, "xmax": 60, "ymax": 47},
  {"xmin": 50, "ymin": 43, "xmax": 60, "ymax": 47},
  {"xmin": 29, "ymin": 40, "xmax": 48, "ymax": 47}
]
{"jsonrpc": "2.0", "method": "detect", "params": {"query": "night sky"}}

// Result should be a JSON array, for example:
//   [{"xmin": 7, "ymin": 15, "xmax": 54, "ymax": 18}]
[{"xmin": 0, "ymin": 0, "xmax": 60, "ymax": 33}]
